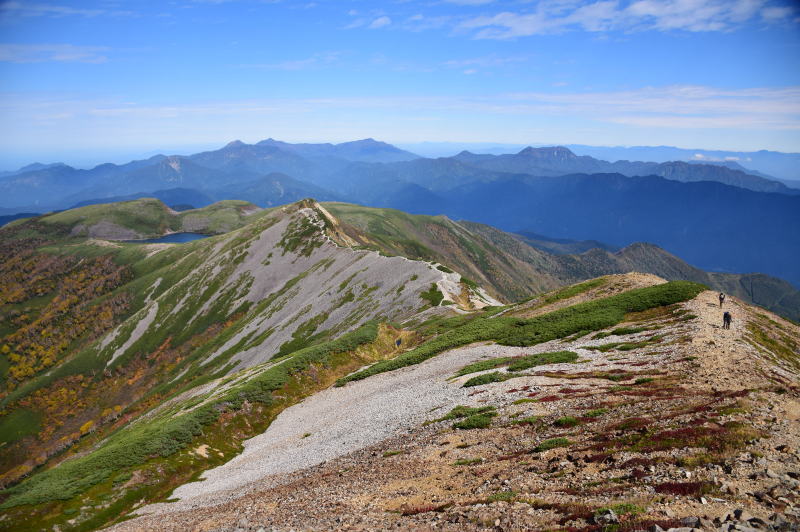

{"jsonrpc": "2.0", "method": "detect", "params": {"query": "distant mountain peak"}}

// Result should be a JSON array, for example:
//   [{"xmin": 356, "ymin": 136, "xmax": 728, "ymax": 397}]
[
  {"xmin": 256, "ymin": 138, "xmax": 285, "ymax": 146},
  {"xmin": 225, "ymin": 140, "xmax": 247, "ymax": 149},
  {"xmin": 18, "ymin": 162, "xmax": 69, "ymax": 173},
  {"xmin": 341, "ymin": 138, "xmax": 382, "ymax": 146},
  {"xmin": 518, "ymin": 146, "xmax": 577, "ymax": 159}
]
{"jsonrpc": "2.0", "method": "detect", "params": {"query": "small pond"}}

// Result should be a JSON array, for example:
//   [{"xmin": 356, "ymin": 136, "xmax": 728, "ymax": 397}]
[{"xmin": 125, "ymin": 232, "xmax": 210, "ymax": 244}]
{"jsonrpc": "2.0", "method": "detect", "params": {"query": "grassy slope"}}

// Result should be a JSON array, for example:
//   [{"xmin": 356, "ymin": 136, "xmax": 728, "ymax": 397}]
[
  {"xmin": 337, "ymin": 281, "xmax": 705, "ymax": 385},
  {"xmin": 323, "ymin": 202, "xmax": 559, "ymax": 302},
  {"xmin": 0, "ymin": 199, "xmax": 443, "ymax": 530},
  {"xmin": 39, "ymin": 198, "xmax": 264, "ymax": 239},
  {"xmin": 461, "ymin": 221, "xmax": 800, "ymax": 323},
  {"xmin": 0, "ymin": 323, "xmax": 417, "ymax": 532}
]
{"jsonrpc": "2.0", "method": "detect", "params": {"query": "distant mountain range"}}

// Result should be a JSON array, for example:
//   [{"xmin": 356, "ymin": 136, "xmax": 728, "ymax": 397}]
[
  {"xmin": 400, "ymin": 141, "xmax": 800, "ymax": 184},
  {"xmin": 451, "ymin": 146, "xmax": 793, "ymax": 193},
  {"xmin": 2, "ymin": 138, "xmax": 798, "ymax": 287}
]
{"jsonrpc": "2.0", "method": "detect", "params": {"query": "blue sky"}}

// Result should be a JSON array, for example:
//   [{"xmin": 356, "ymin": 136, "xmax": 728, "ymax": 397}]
[{"xmin": 0, "ymin": 0, "xmax": 799, "ymax": 167}]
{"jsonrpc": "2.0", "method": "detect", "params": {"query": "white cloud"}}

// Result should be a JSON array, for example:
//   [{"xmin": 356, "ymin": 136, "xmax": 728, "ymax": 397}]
[
  {"xmin": 459, "ymin": 0, "xmax": 794, "ymax": 38},
  {"xmin": 0, "ymin": 43, "xmax": 109, "ymax": 63},
  {"xmin": 239, "ymin": 51, "xmax": 340, "ymax": 70},
  {"xmin": 761, "ymin": 5, "xmax": 794, "ymax": 21},
  {"xmin": 442, "ymin": 0, "xmax": 495, "ymax": 5},
  {"xmin": 8, "ymin": 84, "xmax": 797, "ymax": 130},
  {"xmin": 404, "ymin": 13, "xmax": 453, "ymax": 31},
  {"xmin": 0, "ymin": 1, "xmax": 133, "ymax": 17},
  {"xmin": 369, "ymin": 15, "xmax": 391, "ymax": 29},
  {"xmin": 344, "ymin": 18, "xmax": 366, "ymax": 29},
  {"xmin": 441, "ymin": 54, "xmax": 528, "ymax": 74},
  {"xmin": 503, "ymin": 85, "xmax": 800, "ymax": 129}
]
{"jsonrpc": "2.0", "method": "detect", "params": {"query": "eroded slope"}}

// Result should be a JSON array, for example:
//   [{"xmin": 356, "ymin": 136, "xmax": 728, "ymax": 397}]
[
  {"xmin": 110, "ymin": 279, "xmax": 799, "ymax": 532},
  {"xmin": 0, "ymin": 199, "xmax": 492, "ymax": 531}
]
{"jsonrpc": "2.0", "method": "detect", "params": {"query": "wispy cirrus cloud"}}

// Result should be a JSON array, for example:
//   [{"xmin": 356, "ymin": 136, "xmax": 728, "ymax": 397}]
[
  {"xmin": 0, "ymin": 43, "xmax": 109, "ymax": 63},
  {"xmin": 239, "ymin": 51, "xmax": 341, "ymax": 70},
  {"xmin": 344, "ymin": 9, "xmax": 393, "ymax": 30},
  {"xmin": 503, "ymin": 85, "xmax": 800, "ymax": 129},
  {"xmin": 443, "ymin": 54, "xmax": 529, "ymax": 68},
  {"xmin": 403, "ymin": 13, "xmax": 455, "ymax": 32},
  {"xmin": 2, "ymin": 84, "xmax": 797, "ymax": 153},
  {"xmin": 368, "ymin": 15, "xmax": 391, "ymax": 29},
  {"xmin": 442, "ymin": 0, "xmax": 495, "ymax": 5},
  {"xmin": 6, "ymin": 85, "xmax": 797, "ymax": 130},
  {"xmin": 459, "ymin": 0, "xmax": 798, "ymax": 38},
  {"xmin": 442, "ymin": 54, "xmax": 529, "ymax": 74},
  {"xmin": 0, "ymin": 1, "xmax": 134, "ymax": 18}
]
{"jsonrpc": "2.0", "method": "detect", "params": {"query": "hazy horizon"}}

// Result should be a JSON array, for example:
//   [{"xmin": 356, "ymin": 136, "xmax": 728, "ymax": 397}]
[
  {"xmin": 4, "ymin": 136, "xmax": 800, "ymax": 173},
  {"xmin": 1, "ymin": 0, "xmax": 799, "ymax": 167}
]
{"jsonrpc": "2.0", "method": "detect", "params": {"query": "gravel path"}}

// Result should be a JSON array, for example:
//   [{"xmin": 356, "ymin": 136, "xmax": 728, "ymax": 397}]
[{"xmin": 137, "ymin": 339, "xmax": 577, "ymax": 517}]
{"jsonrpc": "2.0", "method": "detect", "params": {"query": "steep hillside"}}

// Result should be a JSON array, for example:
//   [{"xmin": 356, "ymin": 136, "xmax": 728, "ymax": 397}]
[
  {"xmin": 514, "ymin": 231, "xmax": 618, "ymax": 255},
  {"xmin": 33, "ymin": 198, "xmax": 263, "ymax": 240},
  {"xmin": 2, "ymin": 140, "xmax": 796, "ymax": 295},
  {"xmin": 470, "ymin": 224, "xmax": 800, "ymax": 323},
  {"xmin": 323, "ymin": 202, "xmax": 564, "ymax": 302},
  {"xmin": 0, "ymin": 198, "xmax": 497, "ymax": 531},
  {"xmin": 106, "ymin": 276, "xmax": 799, "ymax": 532},
  {"xmin": 324, "ymin": 204, "xmax": 800, "ymax": 322}
]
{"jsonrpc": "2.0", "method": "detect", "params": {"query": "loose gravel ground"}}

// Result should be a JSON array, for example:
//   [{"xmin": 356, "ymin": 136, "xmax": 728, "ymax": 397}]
[{"xmin": 139, "ymin": 339, "xmax": 574, "ymax": 516}]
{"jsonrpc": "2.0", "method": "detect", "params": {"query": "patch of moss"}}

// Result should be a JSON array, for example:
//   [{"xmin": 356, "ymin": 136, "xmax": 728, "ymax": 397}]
[
  {"xmin": 420, "ymin": 283, "xmax": 445, "ymax": 307},
  {"xmin": 533, "ymin": 437, "xmax": 571, "ymax": 452}
]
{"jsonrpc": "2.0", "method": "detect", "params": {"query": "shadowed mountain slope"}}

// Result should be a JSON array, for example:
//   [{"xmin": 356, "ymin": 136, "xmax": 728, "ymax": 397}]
[{"xmin": 440, "ymin": 173, "xmax": 800, "ymax": 288}]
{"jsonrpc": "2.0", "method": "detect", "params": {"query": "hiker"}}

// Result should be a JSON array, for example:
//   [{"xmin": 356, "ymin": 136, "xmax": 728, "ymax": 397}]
[
  {"xmin": 723, "ymin": 311, "xmax": 732, "ymax": 329},
  {"xmin": 395, "ymin": 338, "xmax": 402, "ymax": 348},
  {"xmin": 719, "ymin": 292, "xmax": 726, "ymax": 308}
]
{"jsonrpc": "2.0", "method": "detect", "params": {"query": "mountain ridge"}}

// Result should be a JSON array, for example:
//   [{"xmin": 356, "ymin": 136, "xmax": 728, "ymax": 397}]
[{"xmin": 0, "ymin": 198, "xmax": 798, "ymax": 531}]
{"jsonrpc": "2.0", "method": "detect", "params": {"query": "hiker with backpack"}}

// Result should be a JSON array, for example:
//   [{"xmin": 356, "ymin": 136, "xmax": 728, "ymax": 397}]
[
  {"xmin": 719, "ymin": 292, "xmax": 726, "ymax": 308},
  {"xmin": 723, "ymin": 311, "xmax": 732, "ymax": 329}
]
